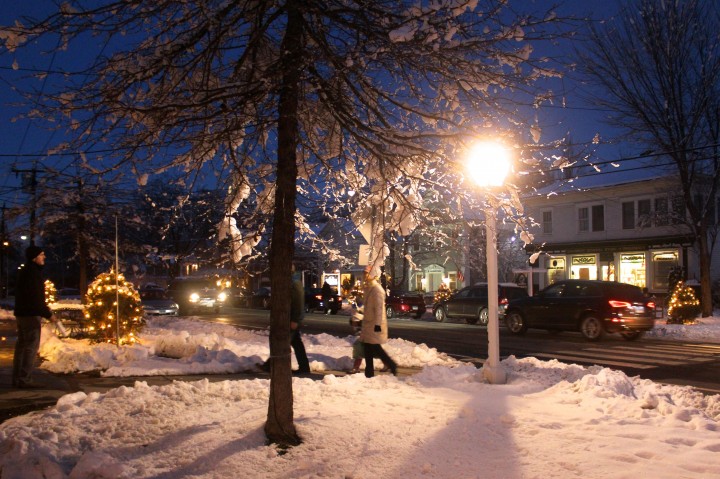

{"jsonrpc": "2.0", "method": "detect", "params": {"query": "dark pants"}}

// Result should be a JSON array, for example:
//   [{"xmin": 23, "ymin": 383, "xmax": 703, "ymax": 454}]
[
  {"xmin": 13, "ymin": 316, "xmax": 42, "ymax": 385},
  {"xmin": 363, "ymin": 342, "xmax": 397, "ymax": 378},
  {"xmin": 291, "ymin": 329, "xmax": 310, "ymax": 373}
]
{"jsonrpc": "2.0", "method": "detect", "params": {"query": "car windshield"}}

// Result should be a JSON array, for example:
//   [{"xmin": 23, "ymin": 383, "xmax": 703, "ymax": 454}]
[{"xmin": 141, "ymin": 290, "xmax": 167, "ymax": 300}]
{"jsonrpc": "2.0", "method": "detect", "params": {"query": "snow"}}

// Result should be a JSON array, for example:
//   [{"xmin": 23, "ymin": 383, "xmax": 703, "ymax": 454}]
[{"xmin": 1, "ymin": 313, "xmax": 720, "ymax": 478}]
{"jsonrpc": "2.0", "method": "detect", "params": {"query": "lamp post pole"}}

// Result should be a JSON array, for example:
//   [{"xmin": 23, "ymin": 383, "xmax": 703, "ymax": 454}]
[
  {"xmin": 483, "ymin": 201, "xmax": 506, "ymax": 384},
  {"xmin": 466, "ymin": 140, "xmax": 510, "ymax": 385}
]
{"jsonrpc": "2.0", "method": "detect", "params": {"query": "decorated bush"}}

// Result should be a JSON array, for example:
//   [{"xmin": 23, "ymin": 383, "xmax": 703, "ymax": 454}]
[
  {"xmin": 84, "ymin": 270, "xmax": 145, "ymax": 344},
  {"xmin": 433, "ymin": 283, "xmax": 452, "ymax": 304},
  {"xmin": 44, "ymin": 280, "xmax": 57, "ymax": 304},
  {"xmin": 667, "ymin": 280, "xmax": 701, "ymax": 324}
]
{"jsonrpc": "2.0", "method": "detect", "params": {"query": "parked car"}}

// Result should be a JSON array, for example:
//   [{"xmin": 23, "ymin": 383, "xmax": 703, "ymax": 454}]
[
  {"xmin": 251, "ymin": 287, "xmax": 272, "ymax": 309},
  {"xmin": 305, "ymin": 287, "xmax": 342, "ymax": 314},
  {"xmin": 433, "ymin": 283, "xmax": 528, "ymax": 325},
  {"xmin": 167, "ymin": 278, "xmax": 226, "ymax": 314},
  {"xmin": 58, "ymin": 288, "xmax": 82, "ymax": 301},
  {"xmin": 504, "ymin": 279, "xmax": 656, "ymax": 341},
  {"xmin": 386, "ymin": 290, "xmax": 426, "ymax": 319},
  {"xmin": 139, "ymin": 288, "xmax": 179, "ymax": 316}
]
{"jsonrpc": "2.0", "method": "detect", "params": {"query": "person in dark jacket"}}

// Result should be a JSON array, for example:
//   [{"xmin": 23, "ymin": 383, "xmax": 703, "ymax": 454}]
[
  {"xmin": 320, "ymin": 281, "xmax": 333, "ymax": 314},
  {"xmin": 261, "ymin": 273, "xmax": 310, "ymax": 374},
  {"xmin": 12, "ymin": 245, "xmax": 55, "ymax": 388},
  {"xmin": 290, "ymin": 276, "xmax": 310, "ymax": 373}
]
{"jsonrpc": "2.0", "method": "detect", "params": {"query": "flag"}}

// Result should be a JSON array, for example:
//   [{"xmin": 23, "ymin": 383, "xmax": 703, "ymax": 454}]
[{"xmin": 457, "ymin": 270, "xmax": 464, "ymax": 283}]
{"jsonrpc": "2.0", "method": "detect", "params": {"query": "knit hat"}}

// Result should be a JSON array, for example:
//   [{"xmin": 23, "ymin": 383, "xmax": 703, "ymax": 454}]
[{"xmin": 25, "ymin": 245, "xmax": 44, "ymax": 261}]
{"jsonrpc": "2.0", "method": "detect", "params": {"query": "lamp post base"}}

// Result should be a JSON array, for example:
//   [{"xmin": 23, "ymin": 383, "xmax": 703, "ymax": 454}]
[{"xmin": 482, "ymin": 362, "xmax": 507, "ymax": 384}]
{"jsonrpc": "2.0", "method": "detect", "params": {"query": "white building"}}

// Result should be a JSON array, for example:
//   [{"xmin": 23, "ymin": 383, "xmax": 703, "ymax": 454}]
[{"xmin": 522, "ymin": 171, "xmax": 717, "ymax": 296}]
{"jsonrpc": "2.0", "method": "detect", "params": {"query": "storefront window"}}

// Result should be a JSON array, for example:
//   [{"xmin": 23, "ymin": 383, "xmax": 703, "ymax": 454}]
[
  {"xmin": 546, "ymin": 257, "xmax": 566, "ymax": 284},
  {"xmin": 651, "ymin": 251, "xmax": 678, "ymax": 291},
  {"xmin": 570, "ymin": 255, "xmax": 597, "ymax": 280},
  {"xmin": 619, "ymin": 253, "xmax": 646, "ymax": 288}
]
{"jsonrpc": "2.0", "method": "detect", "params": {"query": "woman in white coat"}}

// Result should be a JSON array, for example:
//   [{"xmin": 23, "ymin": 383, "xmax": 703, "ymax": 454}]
[{"xmin": 360, "ymin": 266, "xmax": 397, "ymax": 378}]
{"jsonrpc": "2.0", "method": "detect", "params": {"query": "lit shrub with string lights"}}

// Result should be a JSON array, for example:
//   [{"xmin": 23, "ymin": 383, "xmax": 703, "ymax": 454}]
[
  {"xmin": 667, "ymin": 280, "xmax": 701, "ymax": 325},
  {"xmin": 44, "ymin": 280, "xmax": 57, "ymax": 305},
  {"xmin": 83, "ymin": 270, "xmax": 145, "ymax": 344}
]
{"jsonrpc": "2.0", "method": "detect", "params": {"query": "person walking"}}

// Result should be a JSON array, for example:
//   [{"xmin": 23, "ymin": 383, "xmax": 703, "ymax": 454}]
[
  {"xmin": 12, "ymin": 245, "xmax": 55, "ymax": 388},
  {"xmin": 321, "ymin": 281, "xmax": 333, "ymax": 314},
  {"xmin": 360, "ymin": 266, "xmax": 397, "ymax": 378},
  {"xmin": 290, "ymin": 274, "xmax": 311, "ymax": 373}
]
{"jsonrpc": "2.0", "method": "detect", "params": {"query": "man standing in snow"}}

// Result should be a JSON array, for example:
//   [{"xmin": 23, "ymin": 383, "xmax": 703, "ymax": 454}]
[
  {"xmin": 360, "ymin": 265, "xmax": 397, "ymax": 378},
  {"xmin": 12, "ymin": 245, "xmax": 55, "ymax": 388}
]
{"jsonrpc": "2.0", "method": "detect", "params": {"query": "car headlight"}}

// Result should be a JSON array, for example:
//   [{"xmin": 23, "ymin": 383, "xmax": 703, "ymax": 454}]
[
  {"xmin": 217, "ymin": 292, "xmax": 227, "ymax": 302},
  {"xmin": 189, "ymin": 292, "xmax": 200, "ymax": 303}
]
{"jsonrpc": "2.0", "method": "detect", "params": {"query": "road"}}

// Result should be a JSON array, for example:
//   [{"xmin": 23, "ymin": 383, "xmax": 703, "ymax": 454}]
[{"xmin": 210, "ymin": 307, "xmax": 720, "ymax": 395}]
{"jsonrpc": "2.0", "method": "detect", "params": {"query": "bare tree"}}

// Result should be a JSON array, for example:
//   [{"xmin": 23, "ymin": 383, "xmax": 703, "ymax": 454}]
[
  {"xmin": 1, "ymin": 1, "xmax": 569, "ymax": 447},
  {"xmin": 577, "ymin": 0, "xmax": 720, "ymax": 316}
]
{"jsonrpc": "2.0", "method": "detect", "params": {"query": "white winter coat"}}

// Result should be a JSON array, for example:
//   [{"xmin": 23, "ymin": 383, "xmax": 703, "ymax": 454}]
[{"xmin": 360, "ymin": 280, "xmax": 388, "ymax": 344}]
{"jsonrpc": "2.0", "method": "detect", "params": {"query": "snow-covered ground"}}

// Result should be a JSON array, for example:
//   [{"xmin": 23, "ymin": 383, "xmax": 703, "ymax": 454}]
[{"xmin": 0, "ymin": 312, "xmax": 719, "ymax": 478}]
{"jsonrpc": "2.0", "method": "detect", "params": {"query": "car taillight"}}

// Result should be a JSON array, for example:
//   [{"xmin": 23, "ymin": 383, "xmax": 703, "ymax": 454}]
[
  {"xmin": 500, "ymin": 297, "xmax": 508, "ymax": 305},
  {"xmin": 400, "ymin": 304, "xmax": 410, "ymax": 312},
  {"xmin": 608, "ymin": 300, "xmax": 631, "ymax": 308},
  {"xmin": 647, "ymin": 301, "xmax": 656, "ymax": 309},
  {"xmin": 315, "ymin": 295, "xmax": 322, "ymax": 300}
]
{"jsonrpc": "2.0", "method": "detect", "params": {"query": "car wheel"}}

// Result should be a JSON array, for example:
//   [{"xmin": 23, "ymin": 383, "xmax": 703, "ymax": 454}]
[
  {"xmin": 620, "ymin": 330, "xmax": 644, "ymax": 341},
  {"xmin": 434, "ymin": 307, "xmax": 446, "ymax": 322},
  {"xmin": 580, "ymin": 315, "xmax": 604, "ymax": 341},
  {"xmin": 330, "ymin": 308, "xmax": 338, "ymax": 315},
  {"xmin": 505, "ymin": 311, "xmax": 527, "ymax": 335},
  {"xmin": 478, "ymin": 307, "xmax": 489, "ymax": 327},
  {"xmin": 386, "ymin": 306, "xmax": 394, "ymax": 319}
]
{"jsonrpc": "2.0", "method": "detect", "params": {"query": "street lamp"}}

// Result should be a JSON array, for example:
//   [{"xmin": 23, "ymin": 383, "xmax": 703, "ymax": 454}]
[{"xmin": 467, "ymin": 140, "xmax": 511, "ymax": 384}]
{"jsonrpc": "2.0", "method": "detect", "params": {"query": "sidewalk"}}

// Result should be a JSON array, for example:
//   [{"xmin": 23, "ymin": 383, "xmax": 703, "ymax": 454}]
[{"xmin": 0, "ymin": 321, "xmax": 411, "ymax": 424}]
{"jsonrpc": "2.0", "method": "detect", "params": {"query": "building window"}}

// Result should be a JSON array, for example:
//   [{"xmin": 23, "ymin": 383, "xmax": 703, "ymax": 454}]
[
  {"xmin": 592, "ymin": 204, "xmax": 604, "ymax": 231},
  {"xmin": 655, "ymin": 197, "xmax": 668, "ymax": 226},
  {"xmin": 619, "ymin": 253, "xmax": 646, "ymax": 289},
  {"xmin": 578, "ymin": 207, "xmax": 589, "ymax": 232},
  {"xmin": 542, "ymin": 211, "xmax": 552, "ymax": 234},
  {"xmin": 638, "ymin": 199, "xmax": 651, "ymax": 227},
  {"xmin": 671, "ymin": 195, "xmax": 685, "ymax": 224},
  {"xmin": 651, "ymin": 251, "xmax": 678, "ymax": 291},
  {"xmin": 622, "ymin": 202, "xmax": 635, "ymax": 229}
]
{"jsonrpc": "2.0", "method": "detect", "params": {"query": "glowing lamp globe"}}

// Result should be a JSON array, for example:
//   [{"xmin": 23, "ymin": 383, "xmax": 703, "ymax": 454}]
[{"xmin": 466, "ymin": 141, "xmax": 511, "ymax": 187}]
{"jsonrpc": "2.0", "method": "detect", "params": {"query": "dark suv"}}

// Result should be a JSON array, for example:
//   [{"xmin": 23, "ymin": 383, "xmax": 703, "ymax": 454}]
[
  {"xmin": 433, "ymin": 283, "xmax": 528, "ymax": 325},
  {"xmin": 504, "ymin": 279, "xmax": 656, "ymax": 341},
  {"xmin": 305, "ymin": 287, "xmax": 343, "ymax": 314}
]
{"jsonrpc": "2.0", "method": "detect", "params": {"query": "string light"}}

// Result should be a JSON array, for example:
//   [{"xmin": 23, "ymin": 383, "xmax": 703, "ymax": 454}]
[
  {"xmin": 667, "ymin": 280, "xmax": 701, "ymax": 325},
  {"xmin": 84, "ymin": 269, "xmax": 145, "ymax": 344}
]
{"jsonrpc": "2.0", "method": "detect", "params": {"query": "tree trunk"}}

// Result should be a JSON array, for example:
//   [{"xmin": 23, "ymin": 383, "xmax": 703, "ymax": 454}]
[
  {"xmin": 697, "ymin": 224, "xmax": 713, "ymax": 317},
  {"xmin": 264, "ymin": 2, "xmax": 303, "ymax": 448},
  {"xmin": 76, "ymin": 181, "xmax": 88, "ymax": 295}
]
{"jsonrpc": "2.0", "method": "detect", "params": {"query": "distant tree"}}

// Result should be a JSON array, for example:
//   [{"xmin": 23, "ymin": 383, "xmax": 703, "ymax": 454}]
[
  {"xmin": 1, "ymin": 1, "xmax": 570, "ymax": 447},
  {"xmin": 577, "ymin": 0, "xmax": 720, "ymax": 317}
]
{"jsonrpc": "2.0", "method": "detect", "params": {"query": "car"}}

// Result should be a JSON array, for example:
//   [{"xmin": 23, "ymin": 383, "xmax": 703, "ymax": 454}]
[
  {"xmin": 167, "ymin": 278, "xmax": 227, "ymax": 314},
  {"xmin": 251, "ymin": 287, "xmax": 272, "ymax": 309},
  {"xmin": 225, "ymin": 286, "xmax": 253, "ymax": 307},
  {"xmin": 503, "ymin": 279, "xmax": 656, "ymax": 341},
  {"xmin": 139, "ymin": 288, "xmax": 179, "ymax": 316},
  {"xmin": 386, "ymin": 290, "xmax": 426, "ymax": 319},
  {"xmin": 58, "ymin": 288, "xmax": 82, "ymax": 301},
  {"xmin": 433, "ymin": 283, "xmax": 528, "ymax": 325},
  {"xmin": 305, "ymin": 287, "xmax": 342, "ymax": 314}
]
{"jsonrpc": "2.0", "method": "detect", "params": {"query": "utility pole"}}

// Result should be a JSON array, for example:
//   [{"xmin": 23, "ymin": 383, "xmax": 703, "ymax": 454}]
[
  {"xmin": 12, "ymin": 165, "xmax": 38, "ymax": 246},
  {"xmin": 0, "ymin": 203, "xmax": 6, "ymax": 298}
]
